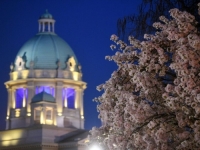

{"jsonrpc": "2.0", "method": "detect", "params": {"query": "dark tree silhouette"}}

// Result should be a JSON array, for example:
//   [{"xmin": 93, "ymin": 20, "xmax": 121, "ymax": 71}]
[{"xmin": 117, "ymin": 0, "xmax": 200, "ymax": 40}]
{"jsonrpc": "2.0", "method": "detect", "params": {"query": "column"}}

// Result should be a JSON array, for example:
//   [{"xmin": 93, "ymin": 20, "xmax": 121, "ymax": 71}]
[
  {"xmin": 40, "ymin": 107, "xmax": 44, "ymax": 124},
  {"xmin": 6, "ymin": 88, "xmax": 12, "ymax": 117},
  {"xmin": 56, "ymin": 82, "xmax": 64, "ymax": 127},
  {"xmin": 79, "ymin": 88, "xmax": 84, "ymax": 129},
  {"xmin": 39, "ymin": 23, "xmax": 41, "ymax": 32},
  {"xmin": 53, "ymin": 107, "xmax": 57, "ymax": 126},
  {"xmin": 43, "ymin": 107, "xmax": 46, "ymax": 124},
  {"xmin": 64, "ymin": 92, "xmax": 68, "ymax": 108},
  {"xmin": 42, "ymin": 22, "xmax": 45, "ymax": 32},
  {"xmin": 80, "ymin": 89, "xmax": 84, "ymax": 117},
  {"xmin": 35, "ymin": 86, "xmax": 38, "ymax": 94},
  {"xmin": 76, "ymin": 88, "xmax": 84, "ymax": 129},
  {"xmin": 48, "ymin": 22, "xmax": 50, "ymax": 32},
  {"xmin": 56, "ymin": 82, "xmax": 63, "ymax": 115},
  {"xmin": 6, "ymin": 88, "xmax": 12, "ymax": 129},
  {"xmin": 12, "ymin": 89, "xmax": 16, "ymax": 109},
  {"xmin": 22, "ymin": 88, "xmax": 26, "ymax": 107},
  {"xmin": 75, "ymin": 88, "xmax": 80, "ymax": 109},
  {"xmin": 52, "ymin": 23, "xmax": 55, "ymax": 32},
  {"xmin": 50, "ymin": 86, "xmax": 54, "ymax": 96},
  {"xmin": 27, "ymin": 82, "xmax": 35, "ymax": 116}
]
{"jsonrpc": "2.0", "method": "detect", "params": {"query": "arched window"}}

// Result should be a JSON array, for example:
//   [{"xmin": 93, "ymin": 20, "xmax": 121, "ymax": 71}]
[
  {"xmin": 62, "ymin": 88, "xmax": 75, "ymax": 109},
  {"xmin": 15, "ymin": 88, "xmax": 27, "ymax": 108}
]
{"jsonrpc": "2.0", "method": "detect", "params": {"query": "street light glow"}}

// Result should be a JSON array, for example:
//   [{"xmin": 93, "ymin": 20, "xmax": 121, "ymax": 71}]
[{"xmin": 89, "ymin": 144, "xmax": 102, "ymax": 150}]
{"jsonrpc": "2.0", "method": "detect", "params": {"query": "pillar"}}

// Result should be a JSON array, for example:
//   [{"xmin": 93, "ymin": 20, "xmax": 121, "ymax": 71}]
[
  {"xmin": 43, "ymin": 107, "xmax": 46, "ymax": 124},
  {"xmin": 39, "ymin": 23, "xmax": 41, "ymax": 32},
  {"xmin": 6, "ymin": 88, "xmax": 12, "ymax": 129},
  {"xmin": 76, "ymin": 88, "xmax": 84, "ymax": 129},
  {"xmin": 40, "ymin": 107, "xmax": 44, "ymax": 124},
  {"xmin": 48, "ymin": 22, "xmax": 50, "ymax": 32},
  {"xmin": 42, "ymin": 22, "xmax": 45, "ymax": 32},
  {"xmin": 52, "ymin": 23, "xmax": 55, "ymax": 32},
  {"xmin": 75, "ymin": 88, "xmax": 79, "ymax": 109},
  {"xmin": 12, "ymin": 89, "xmax": 16, "ymax": 109},
  {"xmin": 27, "ymin": 82, "xmax": 35, "ymax": 116},
  {"xmin": 56, "ymin": 82, "xmax": 64, "ymax": 127},
  {"xmin": 22, "ymin": 88, "xmax": 26, "ymax": 107},
  {"xmin": 56, "ymin": 82, "xmax": 63, "ymax": 116},
  {"xmin": 53, "ymin": 107, "xmax": 57, "ymax": 126}
]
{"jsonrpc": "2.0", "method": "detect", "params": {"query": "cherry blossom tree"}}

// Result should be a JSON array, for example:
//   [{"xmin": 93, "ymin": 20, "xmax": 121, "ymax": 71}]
[
  {"xmin": 117, "ymin": 0, "xmax": 200, "ymax": 40},
  {"xmin": 89, "ymin": 3, "xmax": 200, "ymax": 150}
]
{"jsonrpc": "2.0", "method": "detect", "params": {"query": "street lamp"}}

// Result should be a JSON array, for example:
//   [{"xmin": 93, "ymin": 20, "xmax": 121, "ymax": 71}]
[{"xmin": 89, "ymin": 144, "xmax": 102, "ymax": 150}]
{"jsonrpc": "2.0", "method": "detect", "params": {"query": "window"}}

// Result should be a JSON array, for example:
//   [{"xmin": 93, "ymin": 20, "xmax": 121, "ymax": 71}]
[
  {"xmin": 46, "ymin": 107, "xmax": 53, "ymax": 125},
  {"xmin": 35, "ymin": 86, "xmax": 55, "ymax": 96},
  {"xmin": 34, "ymin": 109, "xmax": 40, "ymax": 122},
  {"xmin": 15, "ymin": 88, "xmax": 27, "ymax": 108},
  {"xmin": 46, "ymin": 108, "xmax": 52, "ymax": 120},
  {"xmin": 67, "ymin": 57, "xmax": 76, "ymax": 71},
  {"xmin": 62, "ymin": 88, "xmax": 75, "ymax": 109}
]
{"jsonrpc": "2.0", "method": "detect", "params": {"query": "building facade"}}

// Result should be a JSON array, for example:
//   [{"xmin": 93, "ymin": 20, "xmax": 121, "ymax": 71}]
[{"xmin": 0, "ymin": 10, "xmax": 88, "ymax": 150}]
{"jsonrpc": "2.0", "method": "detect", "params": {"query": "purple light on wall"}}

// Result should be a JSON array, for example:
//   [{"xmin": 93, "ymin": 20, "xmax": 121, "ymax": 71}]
[
  {"xmin": 35, "ymin": 86, "xmax": 55, "ymax": 96},
  {"xmin": 15, "ymin": 88, "xmax": 27, "ymax": 108},
  {"xmin": 62, "ymin": 88, "xmax": 75, "ymax": 109}
]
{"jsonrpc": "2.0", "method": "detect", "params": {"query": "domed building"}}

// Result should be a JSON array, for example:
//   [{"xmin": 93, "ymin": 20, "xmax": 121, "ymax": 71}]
[{"xmin": 0, "ymin": 10, "xmax": 88, "ymax": 150}]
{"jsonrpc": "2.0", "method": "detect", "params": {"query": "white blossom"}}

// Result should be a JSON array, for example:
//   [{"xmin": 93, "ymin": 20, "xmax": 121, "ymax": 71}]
[{"xmin": 89, "ymin": 3, "xmax": 200, "ymax": 150}]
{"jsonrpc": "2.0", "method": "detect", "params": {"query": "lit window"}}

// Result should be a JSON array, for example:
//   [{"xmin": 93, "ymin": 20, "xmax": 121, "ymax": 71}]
[
  {"xmin": 34, "ymin": 109, "xmax": 40, "ymax": 122},
  {"xmin": 62, "ymin": 88, "xmax": 75, "ymax": 109},
  {"xmin": 15, "ymin": 88, "xmax": 27, "ymax": 108},
  {"xmin": 46, "ymin": 109, "xmax": 52, "ymax": 120},
  {"xmin": 35, "ymin": 86, "xmax": 54, "ymax": 96},
  {"xmin": 46, "ymin": 107, "xmax": 53, "ymax": 125}
]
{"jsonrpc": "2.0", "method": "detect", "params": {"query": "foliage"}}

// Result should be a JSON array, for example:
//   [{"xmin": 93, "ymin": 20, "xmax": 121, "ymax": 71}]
[
  {"xmin": 117, "ymin": 0, "xmax": 200, "ymax": 40},
  {"xmin": 89, "ymin": 3, "xmax": 200, "ymax": 150}
]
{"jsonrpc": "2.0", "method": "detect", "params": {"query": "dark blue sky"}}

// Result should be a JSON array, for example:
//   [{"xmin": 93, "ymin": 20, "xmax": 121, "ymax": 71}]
[{"xmin": 0, "ymin": 0, "xmax": 141, "ymax": 130}]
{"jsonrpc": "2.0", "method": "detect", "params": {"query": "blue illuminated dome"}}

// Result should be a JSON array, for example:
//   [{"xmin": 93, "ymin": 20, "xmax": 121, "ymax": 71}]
[
  {"xmin": 32, "ymin": 91, "xmax": 55, "ymax": 103},
  {"xmin": 15, "ymin": 11, "xmax": 78, "ymax": 70}
]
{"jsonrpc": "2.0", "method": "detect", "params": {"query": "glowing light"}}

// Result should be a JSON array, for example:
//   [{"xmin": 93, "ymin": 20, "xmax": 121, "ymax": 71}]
[
  {"xmin": 12, "ymin": 72, "xmax": 18, "ymax": 80},
  {"xmin": 27, "ymin": 113, "xmax": 31, "ymax": 116},
  {"xmin": 72, "ymin": 72, "xmax": 79, "ymax": 81},
  {"xmin": 40, "ymin": 111, "xmax": 44, "ymax": 124},
  {"xmin": 15, "ymin": 109, "xmax": 20, "ymax": 117},
  {"xmin": 6, "ymin": 116, "xmax": 9, "ymax": 119},
  {"xmin": 36, "ymin": 86, "xmax": 55, "ymax": 96},
  {"xmin": 1, "ymin": 129, "xmax": 23, "ymax": 146},
  {"xmin": 62, "ymin": 88, "xmax": 75, "ymax": 109},
  {"xmin": 64, "ymin": 96, "xmax": 68, "ymax": 107},
  {"xmin": 15, "ymin": 88, "xmax": 27, "ymax": 109},
  {"xmin": 2, "ymin": 140, "xmax": 18, "ymax": 146},
  {"xmin": 89, "ymin": 145, "xmax": 102, "ymax": 150},
  {"xmin": 21, "ymin": 70, "xmax": 29, "ymax": 79},
  {"xmin": 84, "ymin": 139, "xmax": 89, "ymax": 143},
  {"xmin": 22, "ymin": 88, "xmax": 26, "ymax": 107},
  {"xmin": 81, "ymin": 116, "xmax": 84, "ymax": 119},
  {"xmin": 46, "ymin": 119, "xmax": 53, "ymax": 125},
  {"xmin": 58, "ymin": 112, "xmax": 62, "ymax": 116}
]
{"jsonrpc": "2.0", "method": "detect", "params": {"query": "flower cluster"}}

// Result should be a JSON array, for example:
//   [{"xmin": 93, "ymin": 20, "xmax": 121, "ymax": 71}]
[{"xmin": 89, "ymin": 3, "xmax": 200, "ymax": 150}]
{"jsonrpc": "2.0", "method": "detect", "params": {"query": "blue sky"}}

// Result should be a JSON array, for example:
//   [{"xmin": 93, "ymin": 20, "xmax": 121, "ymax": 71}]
[{"xmin": 0, "ymin": 0, "xmax": 141, "ymax": 130}]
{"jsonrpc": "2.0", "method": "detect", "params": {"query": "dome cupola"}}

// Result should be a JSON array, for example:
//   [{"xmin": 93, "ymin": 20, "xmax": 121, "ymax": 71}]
[
  {"xmin": 14, "ymin": 10, "xmax": 79, "ymax": 71},
  {"xmin": 40, "ymin": 9, "xmax": 53, "ymax": 19},
  {"xmin": 38, "ymin": 9, "xmax": 55, "ymax": 33}
]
